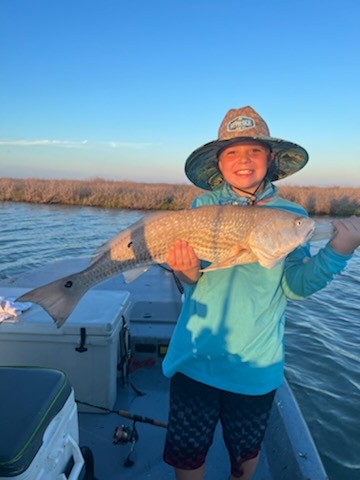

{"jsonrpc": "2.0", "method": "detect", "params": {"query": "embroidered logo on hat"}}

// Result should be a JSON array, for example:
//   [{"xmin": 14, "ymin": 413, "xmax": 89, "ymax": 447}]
[{"xmin": 227, "ymin": 116, "xmax": 255, "ymax": 132}]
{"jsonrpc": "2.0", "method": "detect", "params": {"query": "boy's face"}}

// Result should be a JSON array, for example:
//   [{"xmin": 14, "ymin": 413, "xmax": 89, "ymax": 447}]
[{"xmin": 218, "ymin": 142, "xmax": 274, "ymax": 194}]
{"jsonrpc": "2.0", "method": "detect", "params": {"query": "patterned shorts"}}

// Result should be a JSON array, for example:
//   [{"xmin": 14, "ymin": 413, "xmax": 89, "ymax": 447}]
[{"xmin": 163, "ymin": 373, "xmax": 275, "ymax": 477}]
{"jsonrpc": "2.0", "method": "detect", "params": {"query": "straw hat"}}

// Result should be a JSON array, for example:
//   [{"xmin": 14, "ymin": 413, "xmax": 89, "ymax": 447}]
[{"xmin": 185, "ymin": 106, "xmax": 309, "ymax": 190}]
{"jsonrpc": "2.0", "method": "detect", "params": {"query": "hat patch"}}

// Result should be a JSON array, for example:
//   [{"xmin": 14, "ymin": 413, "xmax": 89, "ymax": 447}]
[{"xmin": 227, "ymin": 116, "xmax": 255, "ymax": 132}]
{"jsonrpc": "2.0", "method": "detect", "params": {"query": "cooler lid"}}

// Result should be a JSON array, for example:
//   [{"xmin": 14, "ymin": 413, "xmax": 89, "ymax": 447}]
[
  {"xmin": 0, "ymin": 366, "xmax": 72, "ymax": 477},
  {"xmin": 0, "ymin": 286, "xmax": 130, "ymax": 335}
]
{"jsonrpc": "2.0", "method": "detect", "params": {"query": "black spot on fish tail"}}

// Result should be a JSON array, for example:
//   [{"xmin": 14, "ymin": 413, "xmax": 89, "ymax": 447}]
[{"xmin": 128, "ymin": 241, "xmax": 133, "ymax": 248}]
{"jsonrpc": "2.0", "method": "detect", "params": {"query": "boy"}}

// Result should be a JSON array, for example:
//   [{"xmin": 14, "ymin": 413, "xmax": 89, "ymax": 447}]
[{"xmin": 162, "ymin": 106, "xmax": 360, "ymax": 480}]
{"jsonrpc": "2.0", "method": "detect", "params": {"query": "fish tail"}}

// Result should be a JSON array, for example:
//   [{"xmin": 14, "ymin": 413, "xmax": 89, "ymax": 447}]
[{"xmin": 16, "ymin": 272, "xmax": 89, "ymax": 328}]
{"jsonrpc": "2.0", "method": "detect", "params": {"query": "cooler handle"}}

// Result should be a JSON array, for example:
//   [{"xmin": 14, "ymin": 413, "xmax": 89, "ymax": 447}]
[{"xmin": 56, "ymin": 434, "xmax": 85, "ymax": 480}]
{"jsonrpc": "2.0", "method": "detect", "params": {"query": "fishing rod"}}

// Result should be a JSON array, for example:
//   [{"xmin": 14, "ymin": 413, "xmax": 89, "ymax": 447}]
[
  {"xmin": 77, "ymin": 400, "xmax": 167, "ymax": 428},
  {"xmin": 116, "ymin": 409, "xmax": 167, "ymax": 429},
  {"xmin": 77, "ymin": 401, "xmax": 168, "ymax": 467}
]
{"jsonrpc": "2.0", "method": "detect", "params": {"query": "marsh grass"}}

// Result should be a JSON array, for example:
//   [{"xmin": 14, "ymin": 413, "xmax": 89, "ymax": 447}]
[
  {"xmin": 277, "ymin": 185, "xmax": 360, "ymax": 216},
  {"xmin": 0, "ymin": 178, "xmax": 359, "ymax": 216}
]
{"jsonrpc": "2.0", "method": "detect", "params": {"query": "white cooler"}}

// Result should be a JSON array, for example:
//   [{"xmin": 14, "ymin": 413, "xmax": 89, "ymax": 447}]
[
  {"xmin": 0, "ymin": 367, "xmax": 84, "ymax": 480},
  {"xmin": 0, "ymin": 287, "xmax": 131, "ymax": 412}
]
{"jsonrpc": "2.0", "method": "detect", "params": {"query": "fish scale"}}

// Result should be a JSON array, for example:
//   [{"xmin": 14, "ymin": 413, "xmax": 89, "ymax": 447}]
[
  {"xmin": 17, "ymin": 205, "xmax": 315, "ymax": 327},
  {"xmin": 114, "ymin": 207, "xmax": 253, "ymax": 263}
]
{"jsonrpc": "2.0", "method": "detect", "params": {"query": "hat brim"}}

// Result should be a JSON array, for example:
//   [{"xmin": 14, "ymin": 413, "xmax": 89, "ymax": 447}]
[{"xmin": 185, "ymin": 137, "xmax": 309, "ymax": 190}]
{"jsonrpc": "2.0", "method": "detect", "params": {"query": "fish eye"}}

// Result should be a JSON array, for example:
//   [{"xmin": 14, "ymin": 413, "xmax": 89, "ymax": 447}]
[{"xmin": 296, "ymin": 219, "xmax": 303, "ymax": 226}]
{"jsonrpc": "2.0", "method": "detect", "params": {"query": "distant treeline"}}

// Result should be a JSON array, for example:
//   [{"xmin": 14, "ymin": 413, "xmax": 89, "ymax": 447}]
[{"xmin": 0, "ymin": 177, "xmax": 359, "ymax": 216}]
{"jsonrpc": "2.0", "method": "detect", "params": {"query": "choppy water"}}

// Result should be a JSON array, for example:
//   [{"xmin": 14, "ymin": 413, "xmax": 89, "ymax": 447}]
[{"xmin": 1, "ymin": 202, "xmax": 359, "ymax": 480}]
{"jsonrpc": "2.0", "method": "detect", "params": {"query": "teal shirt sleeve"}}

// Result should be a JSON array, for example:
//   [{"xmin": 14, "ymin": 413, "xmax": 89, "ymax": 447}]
[
  {"xmin": 192, "ymin": 195, "xmax": 216, "ymax": 208},
  {"xmin": 282, "ymin": 243, "xmax": 352, "ymax": 299},
  {"xmin": 194, "ymin": 189, "xmax": 353, "ymax": 299}
]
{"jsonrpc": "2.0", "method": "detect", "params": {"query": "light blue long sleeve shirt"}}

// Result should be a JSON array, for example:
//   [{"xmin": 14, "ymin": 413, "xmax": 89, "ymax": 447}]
[{"xmin": 162, "ymin": 182, "xmax": 352, "ymax": 394}]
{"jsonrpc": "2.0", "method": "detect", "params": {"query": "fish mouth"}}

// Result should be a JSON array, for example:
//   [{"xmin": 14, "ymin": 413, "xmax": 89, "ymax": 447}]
[
  {"xmin": 311, "ymin": 220, "xmax": 336, "ymax": 242},
  {"xmin": 304, "ymin": 223, "xmax": 316, "ymax": 243}
]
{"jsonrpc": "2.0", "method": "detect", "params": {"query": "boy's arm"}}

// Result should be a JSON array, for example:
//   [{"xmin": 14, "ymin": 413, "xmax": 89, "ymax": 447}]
[{"xmin": 282, "ymin": 217, "xmax": 359, "ymax": 299}]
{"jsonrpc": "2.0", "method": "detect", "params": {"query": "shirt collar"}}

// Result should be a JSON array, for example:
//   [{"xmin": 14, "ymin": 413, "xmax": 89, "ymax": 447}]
[{"xmin": 216, "ymin": 180, "xmax": 277, "ymax": 206}]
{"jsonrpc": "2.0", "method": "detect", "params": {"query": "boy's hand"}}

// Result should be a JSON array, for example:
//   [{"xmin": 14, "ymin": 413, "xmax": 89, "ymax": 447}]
[
  {"xmin": 330, "ymin": 216, "xmax": 360, "ymax": 255},
  {"xmin": 166, "ymin": 240, "xmax": 201, "ymax": 283}
]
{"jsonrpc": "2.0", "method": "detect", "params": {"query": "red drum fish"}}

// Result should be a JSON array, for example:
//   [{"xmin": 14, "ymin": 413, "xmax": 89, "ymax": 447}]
[{"xmin": 17, "ymin": 205, "xmax": 316, "ymax": 327}]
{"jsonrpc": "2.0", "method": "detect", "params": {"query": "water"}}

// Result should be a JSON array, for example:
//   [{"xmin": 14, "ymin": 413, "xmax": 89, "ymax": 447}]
[
  {"xmin": 1, "ymin": 202, "xmax": 359, "ymax": 480},
  {"xmin": 0, "ymin": 202, "xmax": 144, "ymax": 278}
]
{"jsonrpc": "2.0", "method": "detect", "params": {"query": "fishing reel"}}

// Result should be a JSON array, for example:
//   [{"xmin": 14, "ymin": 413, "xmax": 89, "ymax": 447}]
[
  {"xmin": 113, "ymin": 424, "xmax": 138, "ymax": 445},
  {"xmin": 112, "ymin": 409, "xmax": 167, "ymax": 467},
  {"xmin": 113, "ymin": 422, "xmax": 139, "ymax": 467}
]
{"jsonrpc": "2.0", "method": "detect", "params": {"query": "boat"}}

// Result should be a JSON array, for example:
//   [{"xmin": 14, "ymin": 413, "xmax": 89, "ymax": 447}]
[{"xmin": 0, "ymin": 258, "xmax": 329, "ymax": 480}]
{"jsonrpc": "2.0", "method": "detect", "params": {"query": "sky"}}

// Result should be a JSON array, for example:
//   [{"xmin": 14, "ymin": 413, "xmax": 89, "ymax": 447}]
[{"xmin": 0, "ymin": 0, "xmax": 359, "ymax": 187}]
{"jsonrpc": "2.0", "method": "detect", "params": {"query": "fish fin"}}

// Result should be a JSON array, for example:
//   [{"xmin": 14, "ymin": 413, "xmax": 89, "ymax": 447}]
[
  {"xmin": 90, "ymin": 234, "xmax": 122, "ymax": 265},
  {"xmin": 248, "ymin": 239, "xmax": 286, "ymax": 269},
  {"xmin": 90, "ymin": 214, "xmax": 158, "ymax": 265},
  {"xmin": 200, "ymin": 249, "xmax": 252, "ymax": 272},
  {"xmin": 123, "ymin": 266, "xmax": 149, "ymax": 283},
  {"xmin": 16, "ymin": 272, "xmax": 88, "ymax": 328},
  {"xmin": 253, "ymin": 253, "xmax": 284, "ymax": 269},
  {"xmin": 247, "ymin": 222, "xmax": 285, "ymax": 269}
]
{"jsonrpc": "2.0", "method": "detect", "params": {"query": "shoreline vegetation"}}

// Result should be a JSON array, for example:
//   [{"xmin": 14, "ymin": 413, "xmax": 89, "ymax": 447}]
[{"xmin": 0, "ymin": 177, "xmax": 359, "ymax": 216}]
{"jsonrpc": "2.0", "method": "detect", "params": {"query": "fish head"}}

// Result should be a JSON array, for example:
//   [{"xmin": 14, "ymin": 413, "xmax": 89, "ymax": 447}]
[{"xmin": 248, "ymin": 213, "xmax": 315, "ymax": 268}]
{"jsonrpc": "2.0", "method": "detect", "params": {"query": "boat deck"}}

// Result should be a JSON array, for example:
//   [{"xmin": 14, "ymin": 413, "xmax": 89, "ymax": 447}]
[
  {"xmin": 0, "ymin": 260, "xmax": 328, "ymax": 479},
  {"xmin": 79, "ymin": 364, "xmax": 273, "ymax": 480}
]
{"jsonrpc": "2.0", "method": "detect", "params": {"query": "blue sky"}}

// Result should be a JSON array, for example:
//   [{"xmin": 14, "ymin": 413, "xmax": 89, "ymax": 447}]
[{"xmin": 0, "ymin": 0, "xmax": 359, "ymax": 187}]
